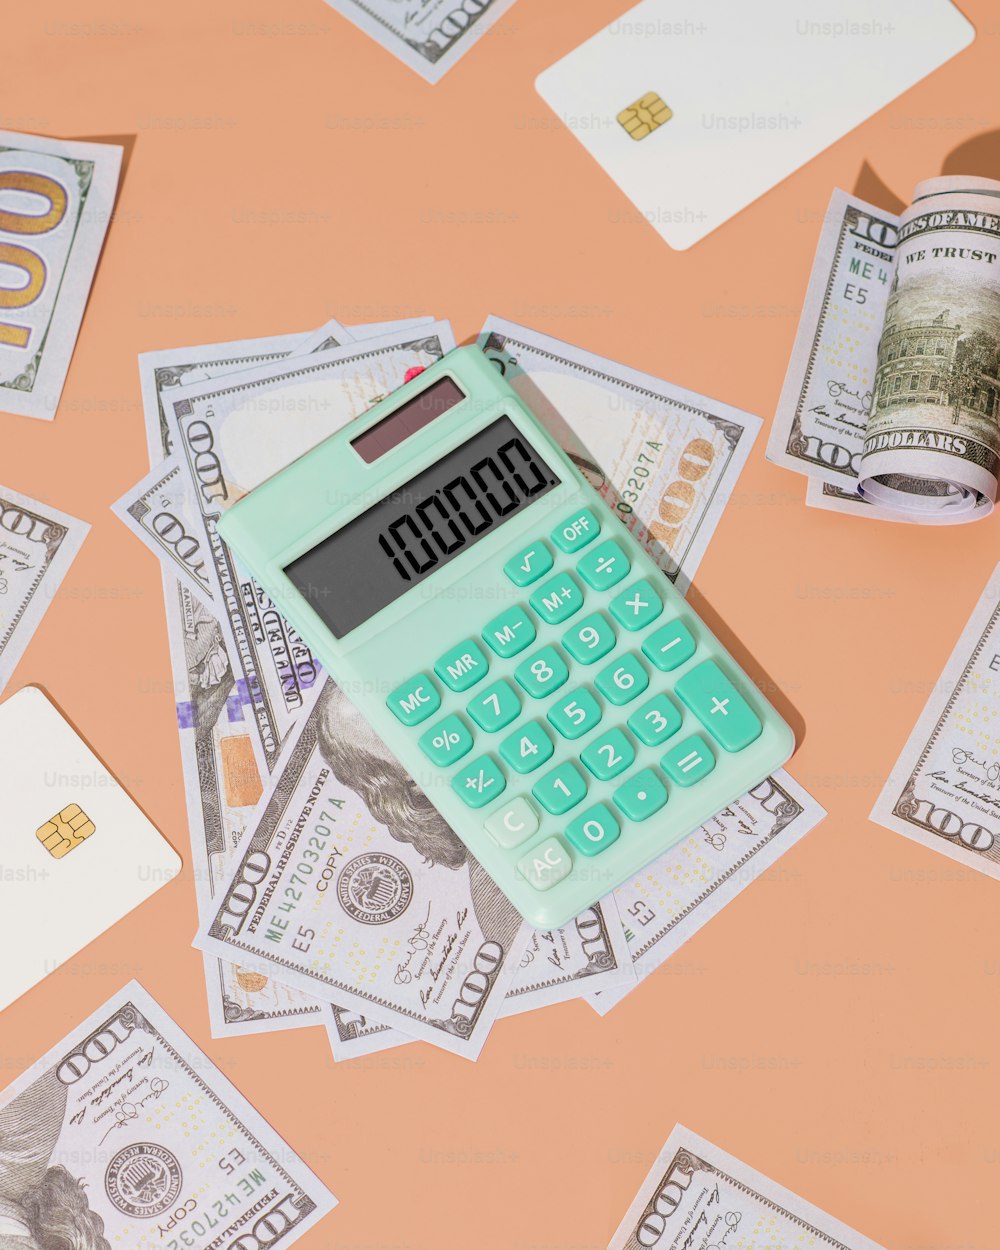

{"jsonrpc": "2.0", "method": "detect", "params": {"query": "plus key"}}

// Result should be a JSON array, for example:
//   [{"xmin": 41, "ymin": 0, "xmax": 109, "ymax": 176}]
[{"xmin": 674, "ymin": 660, "xmax": 762, "ymax": 752}]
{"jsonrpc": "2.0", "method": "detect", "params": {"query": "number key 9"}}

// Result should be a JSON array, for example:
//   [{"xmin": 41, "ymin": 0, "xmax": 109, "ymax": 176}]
[{"xmin": 562, "ymin": 613, "xmax": 616, "ymax": 664}]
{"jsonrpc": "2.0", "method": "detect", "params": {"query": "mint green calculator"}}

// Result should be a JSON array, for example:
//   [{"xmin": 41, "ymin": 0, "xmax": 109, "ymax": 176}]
[{"xmin": 217, "ymin": 347, "xmax": 794, "ymax": 929}]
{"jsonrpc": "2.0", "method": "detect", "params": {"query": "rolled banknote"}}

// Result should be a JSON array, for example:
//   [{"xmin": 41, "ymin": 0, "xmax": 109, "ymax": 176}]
[
  {"xmin": 0, "ymin": 982, "xmax": 336, "ymax": 1249},
  {"xmin": 860, "ymin": 176, "xmax": 1000, "ymax": 520},
  {"xmin": 770, "ymin": 177, "xmax": 1000, "ymax": 523}
]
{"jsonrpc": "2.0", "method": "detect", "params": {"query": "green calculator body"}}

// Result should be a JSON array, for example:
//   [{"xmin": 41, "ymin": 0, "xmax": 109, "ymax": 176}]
[{"xmin": 217, "ymin": 346, "xmax": 794, "ymax": 929}]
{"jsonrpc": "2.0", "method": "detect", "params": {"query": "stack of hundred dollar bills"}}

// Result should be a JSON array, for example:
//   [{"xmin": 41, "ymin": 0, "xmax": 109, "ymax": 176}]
[
  {"xmin": 113, "ymin": 314, "xmax": 825, "ymax": 1060},
  {"xmin": 769, "ymin": 175, "xmax": 1000, "ymax": 524}
]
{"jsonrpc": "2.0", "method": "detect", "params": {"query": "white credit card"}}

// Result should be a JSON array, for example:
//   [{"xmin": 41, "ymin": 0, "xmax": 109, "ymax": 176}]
[
  {"xmin": 536, "ymin": 0, "xmax": 975, "ymax": 249},
  {"xmin": 0, "ymin": 686, "xmax": 180, "ymax": 1013}
]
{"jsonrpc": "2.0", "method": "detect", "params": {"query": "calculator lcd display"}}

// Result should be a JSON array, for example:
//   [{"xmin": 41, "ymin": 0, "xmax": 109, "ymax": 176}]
[{"xmin": 284, "ymin": 416, "xmax": 560, "ymax": 637}]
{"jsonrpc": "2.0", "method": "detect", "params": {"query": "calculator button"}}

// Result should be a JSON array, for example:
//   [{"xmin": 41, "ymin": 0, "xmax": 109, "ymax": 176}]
[
  {"xmin": 610, "ymin": 579, "xmax": 663, "ymax": 631},
  {"xmin": 467, "ymin": 680, "xmax": 521, "ymax": 732},
  {"xmin": 529, "ymin": 572, "xmax": 584, "ymax": 625},
  {"xmin": 499, "ymin": 720, "xmax": 554, "ymax": 774},
  {"xmin": 452, "ymin": 755, "xmax": 506, "ymax": 809},
  {"xmin": 532, "ymin": 761, "xmax": 587, "ymax": 815},
  {"xmin": 503, "ymin": 541, "xmax": 553, "ymax": 587},
  {"xmin": 580, "ymin": 728, "xmax": 635, "ymax": 781},
  {"xmin": 627, "ymin": 693, "xmax": 682, "ymax": 746},
  {"xmin": 661, "ymin": 734, "xmax": 716, "ymax": 786},
  {"xmin": 517, "ymin": 837, "xmax": 574, "ymax": 892},
  {"xmin": 613, "ymin": 768, "xmax": 668, "ymax": 822},
  {"xmin": 484, "ymin": 797, "xmax": 539, "ymax": 850},
  {"xmin": 482, "ymin": 606, "xmax": 536, "ymax": 658},
  {"xmin": 434, "ymin": 640, "xmax": 489, "ymax": 692},
  {"xmin": 562, "ymin": 612, "xmax": 616, "ymax": 664},
  {"xmin": 642, "ymin": 619, "xmax": 696, "ymax": 671},
  {"xmin": 566, "ymin": 804, "xmax": 620, "ymax": 857},
  {"xmin": 577, "ymin": 539, "xmax": 631, "ymax": 589},
  {"xmin": 514, "ymin": 646, "xmax": 569, "ymax": 698},
  {"xmin": 594, "ymin": 653, "xmax": 649, "ymax": 706},
  {"xmin": 386, "ymin": 674, "xmax": 440, "ymax": 726},
  {"xmin": 551, "ymin": 508, "xmax": 600, "ymax": 553},
  {"xmin": 674, "ymin": 660, "xmax": 763, "ymax": 751},
  {"xmin": 547, "ymin": 688, "xmax": 602, "ymax": 740},
  {"xmin": 418, "ymin": 714, "xmax": 473, "ymax": 767}
]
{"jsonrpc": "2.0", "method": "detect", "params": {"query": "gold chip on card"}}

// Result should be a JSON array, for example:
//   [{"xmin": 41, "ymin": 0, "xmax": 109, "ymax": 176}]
[
  {"xmin": 617, "ymin": 92, "xmax": 672, "ymax": 140},
  {"xmin": 36, "ymin": 803, "xmax": 96, "ymax": 859}
]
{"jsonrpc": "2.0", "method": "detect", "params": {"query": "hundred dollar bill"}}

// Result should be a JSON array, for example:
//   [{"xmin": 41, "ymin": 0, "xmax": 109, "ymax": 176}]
[
  {"xmin": 126, "ymin": 318, "xmax": 436, "ymax": 599},
  {"xmin": 770, "ymin": 180, "xmax": 1000, "ymax": 523},
  {"xmin": 0, "ymin": 981, "xmax": 336, "ymax": 1249},
  {"xmin": 0, "ymin": 486, "xmax": 89, "ymax": 692},
  {"xmin": 768, "ymin": 190, "xmax": 895, "ymax": 487},
  {"xmin": 478, "ymin": 317, "xmax": 761, "ymax": 595},
  {"xmin": 322, "ymin": 0, "xmax": 519, "ymax": 83},
  {"xmin": 326, "ymin": 1007, "xmax": 416, "ymax": 1061},
  {"xmin": 871, "ymin": 563, "xmax": 1000, "ymax": 879},
  {"xmin": 139, "ymin": 329, "xmax": 336, "ymax": 1036},
  {"xmin": 329, "ymin": 895, "xmax": 635, "ymax": 1057},
  {"xmin": 608, "ymin": 1124, "xmax": 885, "ymax": 1250},
  {"xmin": 138, "ymin": 322, "xmax": 436, "ymax": 1038},
  {"xmin": 0, "ymin": 131, "xmax": 121, "ymax": 420},
  {"xmin": 805, "ymin": 477, "xmax": 908, "ymax": 521},
  {"xmin": 121, "ymin": 319, "xmax": 362, "ymax": 605},
  {"xmin": 113, "ymin": 458, "xmax": 217, "ymax": 608},
  {"xmin": 139, "ymin": 324, "xmax": 340, "ymax": 466},
  {"xmin": 289, "ymin": 316, "xmax": 433, "ymax": 358},
  {"xmin": 195, "ymin": 678, "xmax": 530, "ymax": 1059},
  {"xmin": 590, "ymin": 771, "xmax": 825, "ymax": 1015},
  {"xmin": 501, "ymin": 896, "xmax": 635, "ymax": 1016},
  {"xmin": 857, "ymin": 177, "xmax": 1000, "ymax": 521},
  {"xmin": 162, "ymin": 570, "xmax": 333, "ymax": 1037},
  {"xmin": 165, "ymin": 323, "xmax": 455, "ymax": 772}
]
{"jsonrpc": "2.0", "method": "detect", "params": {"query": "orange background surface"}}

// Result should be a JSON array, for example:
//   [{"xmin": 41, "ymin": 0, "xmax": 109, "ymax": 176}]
[{"xmin": 3, "ymin": 2, "xmax": 999, "ymax": 1247}]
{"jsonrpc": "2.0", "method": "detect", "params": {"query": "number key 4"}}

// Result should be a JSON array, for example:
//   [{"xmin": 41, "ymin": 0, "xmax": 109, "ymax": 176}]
[{"xmin": 499, "ymin": 720, "xmax": 554, "ymax": 774}]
